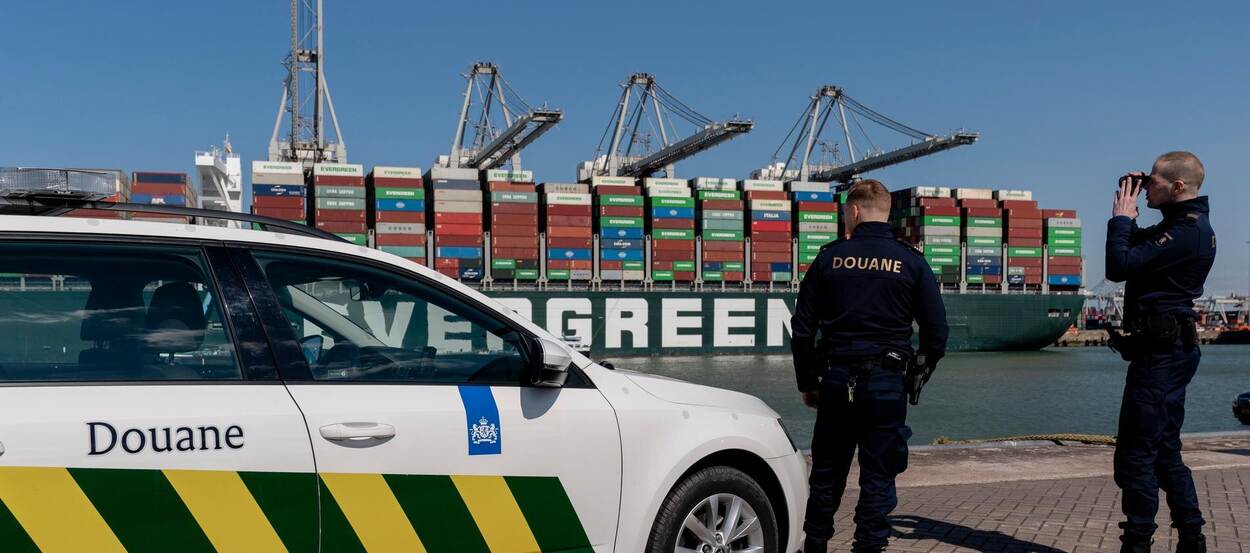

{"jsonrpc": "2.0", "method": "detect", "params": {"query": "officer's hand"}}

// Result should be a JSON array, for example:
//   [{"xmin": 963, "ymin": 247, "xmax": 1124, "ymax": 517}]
[
  {"xmin": 802, "ymin": 390, "xmax": 820, "ymax": 409},
  {"xmin": 1113, "ymin": 173, "xmax": 1142, "ymax": 219}
]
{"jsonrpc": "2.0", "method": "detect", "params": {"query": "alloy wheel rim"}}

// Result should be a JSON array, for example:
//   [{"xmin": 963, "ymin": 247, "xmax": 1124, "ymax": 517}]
[{"xmin": 674, "ymin": 492, "xmax": 765, "ymax": 553}]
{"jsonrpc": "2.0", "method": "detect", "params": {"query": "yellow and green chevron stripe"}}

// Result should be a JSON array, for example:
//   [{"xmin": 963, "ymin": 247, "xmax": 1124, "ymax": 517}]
[{"xmin": 0, "ymin": 467, "xmax": 593, "ymax": 553}]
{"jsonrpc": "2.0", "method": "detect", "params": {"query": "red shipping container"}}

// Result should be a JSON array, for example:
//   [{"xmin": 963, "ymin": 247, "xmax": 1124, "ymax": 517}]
[
  {"xmin": 750, "ymin": 272, "xmax": 774, "ymax": 281},
  {"xmin": 674, "ymin": 271, "xmax": 695, "ymax": 281},
  {"xmin": 752, "ymin": 240, "xmax": 790, "ymax": 253},
  {"xmin": 1042, "ymin": 209, "xmax": 1077, "ymax": 218},
  {"xmin": 703, "ymin": 251, "xmax": 745, "ymax": 262},
  {"xmin": 315, "ymin": 221, "xmax": 367, "ymax": 233},
  {"xmin": 252, "ymin": 196, "xmax": 305, "ymax": 209},
  {"xmin": 492, "ymin": 248, "xmax": 539, "ymax": 258},
  {"xmin": 751, "ymin": 220, "xmax": 790, "ymax": 232},
  {"xmin": 651, "ymin": 261, "xmax": 674, "ymax": 270},
  {"xmin": 547, "ymin": 216, "xmax": 591, "ymax": 227},
  {"xmin": 798, "ymin": 263, "xmax": 810, "ymax": 273},
  {"xmin": 491, "ymin": 214, "xmax": 538, "ymax": 226},
  {"xmin": 370, "ymin": 177, "xmax": 424, "ymax": 188},
  {"xmin": 919, "ymin": 206, "xmax": 961, "ymax": 216},
  {"xmin": 435, "ymin": 235, "xmax": 484, "ymax": 246},
  {"xmin": 547, "ymin": 238, "xmax": 593, "ymax": 249},
  {"xmin": 436, "ymin": 212, "xmax": 483, "ymax": 225},
  {"xmin": 436, "ymin": 268, "xmax": 459, "ymax": 279},
  {"xmin": 1008, "ymin": 258, "xmax": 1043, "ymax": 267},
  {"xmin": 376, "ymin": 234, "xmax": 426, "ymax": 246},
  {"xmin": 488, "ymin": 183, "xmax": 535, "ymax": 192},
  {"xmin": 962, "ymin": 207, "xmax": 1002, "ymax": 217},
  {"xmin": 132, "ymin": 183, "xmax": 190, "ymax": 196},
  {"xmin": 651, "ymin": 219, "xmax": 696, "ymax": 230},
  {"xmin": 751, "ymin": 251, "xmax": 790, "ymax": 263},
  {"xmin": 796, "ymin": 202, "xmax": 838, "ymax": 212},
  {"xmin": 435, "ymin": 258, "xmax": 461, "ymax": 269},
  {"xmin": 375, "ymin": 211, "xmax": 425, "ymax": 223},
  {"xmin": 493, "ymin": 236, "xmax": 538, "ymax": 248},
  {"xmin": 751, "ymin": 262, "xmax": 777, "ymax": 272},
  {"xmin": 491, "ymin": 224, "xmax": 535, "ymax": 236},
  {"xmin": 984, "ymin": 275, "xmax": 1003, "ymax": 284},
  {"xmin": 722, "ymin": 272, "xmax": 745, "ymax": 281},
  {"xmin": 547, "ymin": 227, "xmax": 592, "ymax": 239},
  {"xmin": 703, "ymin": 241, "xmax": 746, "ymax": 251},
  {"xmin": 312, "ymin": 175, "xmax": 363, "ymax": 186},
  {"xmin": 1004, "ymin": 209, "xmax": 1043, "ymax": 219},
  {"xmin": 594, "ymin": 185, "xmax": 641, "ymax": 195},
  {"xmin": 598, "ymin": 206, "xmax": 644, "ymax": 217},
  {"xmin": 916, "ymin": 197, "xmax": 957, "ymax": 208},
  {"xmin": 549, "ymin": 260, "xmax": 587, "ymax": 270},
  {"xmin": 1008, "ymin": 218, "xmax": 1043, "ymax": 229},
  {"xmin": 1007, "ymin": 238, "xmax": 1043, "ymax": 247},
  {"xmin": 598, "ymin": 261, "xmax": 622, "ymax": 270},
  {"xmin": 252, "ymin": 207, "xmax": 305, "ymax": 220},
  {"xmin": 491, "ymin": 203, "xmax": 538, "ymax": 214},
  {"xmin": 958, "ymin": 199, "xmax": 998, "ymax": 208},
  {"xmin": 1024, "ymin": 276, "xmax": 1043, "ymax": 285},
  {"xmin": 1007, "ymin": 227, "xmax": 1043, "ymax": 239},
  {"xmin": 653, "ymin": 239, "xmax": 696, "ymax": 251},
  {"xmin": 751, "ymin": 231, "xmax": 792, "ymax": 242},
  {"xmin": 315, "ymin": 209, "xmax": 366, "ymax": 222},
  {"xmin": 1048, "ymin": 256, "xmax": 1083, "ymax": 266},
  {"xmin": 653, "ymin": 250, "xmax": 695, "ymax": 262},
  {"xmin": 434, "ymin": 223, "xmax": 481, "ymax": 236},
  {"xmin": 1000, "ymin": 200, "xmax": 1039, "ymax": 210},
  {"xmin": 745, "ymin": 191, "xmax": 788, "ymax": 201},
  {"xmin": 545, "ymin": 205, "xmax": 591, "ymax": 216},
  {"xmin": 700, "ymin": 199, "xmax": 744, "ymax": 210}
]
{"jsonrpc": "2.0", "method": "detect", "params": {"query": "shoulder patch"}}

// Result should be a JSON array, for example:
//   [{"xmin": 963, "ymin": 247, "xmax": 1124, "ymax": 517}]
[{"xmin": 1154, "ymin": 232, "xmax": 1172, "ymax": 247}]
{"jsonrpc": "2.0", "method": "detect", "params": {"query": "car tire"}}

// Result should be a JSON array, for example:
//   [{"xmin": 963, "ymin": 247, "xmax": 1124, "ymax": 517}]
[{"xmin": 645, "ymin": 465, "xmax": 779, "ymax": 553}]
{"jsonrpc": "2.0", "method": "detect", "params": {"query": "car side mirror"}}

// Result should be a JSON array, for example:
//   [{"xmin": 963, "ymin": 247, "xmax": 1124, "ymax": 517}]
[{"xmin": 529, "ymin": 334, "xmax": 573, "ymax": 387}]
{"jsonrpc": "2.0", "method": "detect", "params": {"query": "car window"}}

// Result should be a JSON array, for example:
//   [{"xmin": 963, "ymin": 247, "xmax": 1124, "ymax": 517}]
[
  {"xmin": 0, "ymin": 241, "xmax": 240, "ymax": 382},
  {"xmin": 252, "ymin": 251, "xmax": 531, "ymax": 384}
]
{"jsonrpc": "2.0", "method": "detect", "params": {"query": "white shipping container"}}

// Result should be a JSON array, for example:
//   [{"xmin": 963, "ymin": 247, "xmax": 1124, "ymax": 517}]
[
  {"xmin": 906, "ymin": 186, "xmax": 953, "ymax": 198},
  {"xmin": 485, "ymin": 169, "xmax": 535, "ymax": 183},
  {"xmin": 993, "ymin": 189, "xmax": 1033, "ymax": 200},
  {"xmin": 964, "ymin": 227, "xmax": 1003, "ymax": 237},
  {"xmin": 918, "ymin": 226, "xmax": 961, "ymax": 236},
  {"xmin": 1046, "ymin": 218, "xmax": 1082, "ymax": 228},
  {"xmin": 540, "ymin": 183, "xmax": 590, "ymax": 194},
  {"xmin": 313, "ymin": 163, "xmax": 365, "ymax": 177},
  {"xmin": 433, "ymin": 189, "xmax": 482, "ymax": 201},
  {"xmin": 569, "ymin": 270, "xmax": 594, "ymax": 280},
  {"xmin": 750, "ymin": 199, "xmax": 791, "ymax": 211},
  {"xmin": 954, "ymin": 188, "xmax": 994, "ymax": 200},
  {"xmin": 251, "ymin": 174, "xmax": 307, "ymax": 185},
  {"xmin": 427, "ymin": 166, "xmax": 480, "ymax": 180},
  {"xmin": 545, "ymin": 193, "xmax": 592, "ymax": 205},
  {"xmin": 693, "ymin": 182, "xmax": 739, "ymax": 191},
  {"xmin": 251, "ymin": 161, "xmax": 304, "ymax": 176},
  {"xmin": 372, "ymin": 166, "xmax": 423, "ymax": 179},
  {"xmin": 643, "ymin": 178, "xmax": 686, "ymax": 187},
  {"xmin": 689, "ymin": 177, "xmax": 735, "ymax": 187},
  {"xmin": 433, "ymin": 200, "xmax": 483, "ymax": 213},
  {"xmin": 375, "ymin": 222, "xmax": 427, "ymax": 234},
  {"xmin": 741, "ymin": 179, "xmax": 785, "ymax": 191},
  {"xmin": 798, "ymin": 222, "xmax": 838, "ymax": 233},
  {"xmin": 591, "ymin": 176, "xmax": 636, "ymax": 187},
  {"xmin": 646, "ymin": 188, "xmax": 692, "ymax": 198},
  {"xmin": 787, "ymin": 181, "xmax": 831, "ymax": 193}
]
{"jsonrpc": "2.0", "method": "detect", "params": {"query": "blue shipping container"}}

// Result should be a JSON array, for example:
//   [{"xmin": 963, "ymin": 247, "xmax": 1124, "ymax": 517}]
[
  {"xmin": 435, "ymin": 247, "xmax": 484, "ymax": 259},
  {"xmin": 968, "ymin": 256, "xmax": 1003, "ymax": 266},
  {"xmin": 1007, "ymin": 275, "xmax": 1026, "ymax": 285},
  {"xmin": 752, "ymin": 210, "xmax": 792, "ymax": 221},
  {"xmin": 702, "ymin": 262, "xmax": 723, "ymax": 270},
  {"xmin": 770, "ymin": 262, "xmax": 793, "ymax": 272},
  {"xmin": 600, "ymin": 248, "xmax": 645, "ymax": 261},
  {"xmin": 650, "ymin": 207, "xmax": 694, "ymax": 219},
  {"xmin": 459, "ymin": 267, "xmax": 484, "ymax": 280},
  {"xmin": 600, "ymin": 227, "xmax": 645, "ymax": 239},
  {"xmin": 1048, "ymin": 275, "xmax": 1082, "ymax": 286},
  {"xmin": 792, "ymin": 191, "xmax": 834, "ymax": 202},
  {"xmin": 605, "ymin": 239, "xmax": 643, "ymax": 249},
  {"xmin": 548, "ymin": 248, "xmax": 592, "ymax": 260},
  {"xmin": 253, "ymin": 184, "xmax": 306, "ymax": 197},
  {"xmin": 375, "ymin": 199, "xmax": 424, "ymax": 212}
]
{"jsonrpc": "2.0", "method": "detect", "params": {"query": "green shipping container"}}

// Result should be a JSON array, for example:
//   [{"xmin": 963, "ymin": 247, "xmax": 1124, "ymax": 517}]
[
  {"xmin": 654, "ymin": 229, "xmax": 695, "ymax": 240},
  {"xmin": 516, "ymin": 269, "xmax": 539, "ymax": 280},
  {"xmin": 723, "ymin": 262, "xmax": 745, "ymax": 271},
  {"xmin": 704, "ymin": 230, "xmax": 745, "ymax": 241},
  {"xmin": 1007, "ymin": 247, "xmax": 1043, "ymax": 258},
  {"xmin": 1051, "ymin": 247, "xmax": 1082, "ymax": 256},
  {"xmin": 652, "ymin": 270, "xmax": 675, "ymax": 281},
  {"xmin": 923, "ymin": 215, "xmax": 961, "ymax": 226},
  {"xmin": 698, "ymin": 191, "xmax": 741, "ymax": 200},
  {"xmin": 673, "ymin": 261, "xmax": 696, "ymax": 271},
  {"xmin": 600, "ymin": 216, "xmax": 643, "ymax": 228},
  {"xmin": 964, "ymin": 217, "xmax": 1003, "ymax": 228},
  {"xmin": 491, "ymin": 259, "xmax": 517, "ymax": 269},
  {"xmin": 703, "ymin": 271, "xmax": 724, "ymax": 281},
  {"xmin": 600, "ymin": 195, "xmax": 644, "ymax": 207},
  {"xmin": 336, "ymin": 233, "xmax": 368, "ymax": 245},
  {"xmin": 375, "ymin": 187, "xmax": 425, "ymax": 200},
  {"xmin": 1047, "ymin": 227, "xmax": 1082, "ymax": 238},
  {"xmin": 701, "ymin": 219, "xmax": 742, "ymax": 230},
  {"xmin": 799, "ymin": 232, "xmax": 836, "ymax": 243},
  {"xmin": 491, "ymin": 191, "xmax": 537, "ymax": 203},
  {"xmin": 966, "ymin": 274, "xmax": 985, "ymax": 284},
  {"xmin": 1047, "ymin": 237, "xmax": 1080, "ymax": 247},
  {"xmin": 771, "ymin": 272, "xmax": 793, "ymax": 281},
  {"xmin": 926, "ymin": 256, "xmax": 959, "ymax": 266},
  {"xmin": 623, "ymin": 261, "xmax": 645, "ymax": 270},
  {"xmin": 966, "ymin": 236, "xmax": 1003, "ymax": 247},
  {"xmin": 798, "ymin": 212, "xmax": 837, "ymax": 223},
  {"xmin": 924, "ymin": 245, "xmax": 959, "ymax": 256},
  {"xmin": 799, "ymin": 252, "xmax": 818, "ymax": 263},
  {"xmin": 379, "ymin": 246, "xmax": 426, "ymax": 258},
  {"xmin": 652, "ymin": 197, "xmax": 695, "ymax": 208},
  {"xmin": 799, "ymin": 243, "xmax": 824, "ymax": 254},
  {"xmin": 548, "ymin": 269, "xmax": 571, "ymax": 279}
]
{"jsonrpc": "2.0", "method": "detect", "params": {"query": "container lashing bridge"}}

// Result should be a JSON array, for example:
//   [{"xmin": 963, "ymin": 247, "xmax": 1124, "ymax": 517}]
[
  {"xmin": 445, "ymin": 62, "xmax": 563, "ymax": 171},
  {"xmin": 767, "ymin": 85, "xmax": 978, "ymax": 185},
  {"xmin": 584, "ymin": 73, "xmax": 753, "ymax": 180}
]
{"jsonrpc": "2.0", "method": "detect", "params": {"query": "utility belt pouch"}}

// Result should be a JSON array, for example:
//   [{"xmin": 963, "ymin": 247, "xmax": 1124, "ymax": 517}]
[
  {"xmin": 880, "ymin": 350, "xmax": 910, "ymax": 372},
  {"xmin": 1179, "ymin": 318, "xmax": 1198, "ymax": 352},
  {"xmin": 1138, "ymin": 313, "xmax": 1180, "ymax": 343}
]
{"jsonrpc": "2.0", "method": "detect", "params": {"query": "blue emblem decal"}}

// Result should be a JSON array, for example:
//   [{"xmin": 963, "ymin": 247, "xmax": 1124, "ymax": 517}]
[{"xmin": 457, "ymin": 386, "xmax": 501, "ymax": 455}]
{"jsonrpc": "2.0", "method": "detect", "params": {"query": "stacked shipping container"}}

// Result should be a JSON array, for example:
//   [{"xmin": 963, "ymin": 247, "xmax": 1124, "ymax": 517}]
[
  {"xmin": 130, "ymin": 172, "xmax": 195, "ymax": 223},
  {"xmin": 485, "ymin": 169, "xmax": 540, "ymax": 281},
  {"xmin": 999, "ymin": 190, "xmax": 1043, "ymax": 287},
  {"xmin": 645, "ymin": 178, "xmax": 696, "ymax": 283},
  {"xmin": 1044, "ymin": 209, "xmax": 1082, "ymax": 290},
  {"xmin": 593, "ymin": 176, "xmax": 646, "ymax": 281},
  {"xmin": 367, "ymin": 166, "xmax": 426, "ymax": 265},
  {"xmin": 957, "ymin": 188, "xmax": 1004, "ymax": 286},
  {"xmin": 310, "ymin": 163, "xmax": 367, "ymax": 245},
  {"xmin": 788, "ymin": 181, "xmax": 836, "ymax": 280},
  {"xmin": 892, "ymin": 187, "xmax": 961, "ymax": 285},
  {"xmin": 251, "ymin": 161, "xmax": 306, "ymax": 224},
  {"xmin": 541, "ymin": 183, "xmax": 594, "ymax": 281},
  {"xmin": 692, "ymin": 177, "xmax": 745, "ymax": 283},
  {"xmin": 427, "ymin": 168, "xmax": 485, "ymax": 281},
  {"xmin": 743, "ymin": 180, "xmax": 792, "ymax": 283}
]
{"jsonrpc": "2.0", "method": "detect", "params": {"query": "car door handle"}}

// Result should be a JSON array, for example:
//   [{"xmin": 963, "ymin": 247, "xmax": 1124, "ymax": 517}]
[{"xmin": 319, "ymin": 423, "xmax": 396, "ymax": 442}]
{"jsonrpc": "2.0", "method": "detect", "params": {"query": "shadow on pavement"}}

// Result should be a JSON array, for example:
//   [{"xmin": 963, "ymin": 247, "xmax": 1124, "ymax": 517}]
[{"xmin": 891, "ymin": 515, "xmax": 1067, "ymax": 552}]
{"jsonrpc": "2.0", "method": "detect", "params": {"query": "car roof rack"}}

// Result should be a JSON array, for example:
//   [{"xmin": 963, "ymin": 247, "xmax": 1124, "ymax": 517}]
[{"xmin": 0, "ymin": 192, "xmax": 347, "ymax": 243}]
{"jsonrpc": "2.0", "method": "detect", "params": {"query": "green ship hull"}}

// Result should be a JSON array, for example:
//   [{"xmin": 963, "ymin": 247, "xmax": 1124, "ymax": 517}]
[{"xmin": 481, "ymin": 290, "xmax": 1084, "ymax": 356}]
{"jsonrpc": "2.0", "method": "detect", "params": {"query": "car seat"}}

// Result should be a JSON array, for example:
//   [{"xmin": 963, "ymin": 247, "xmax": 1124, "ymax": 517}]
[
  {"xmin": 78, "ymin": 279, "xmax": 146, "ymax": 378},
  {"xmin": 141, "ymin": 281, "xmax": 209, "ymax": 379}
]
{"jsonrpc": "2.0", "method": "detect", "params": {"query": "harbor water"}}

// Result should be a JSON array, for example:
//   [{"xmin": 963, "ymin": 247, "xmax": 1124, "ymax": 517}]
[{"xmin": 611, "ymin": 345, "xmax": 1250, "ymax": 446}]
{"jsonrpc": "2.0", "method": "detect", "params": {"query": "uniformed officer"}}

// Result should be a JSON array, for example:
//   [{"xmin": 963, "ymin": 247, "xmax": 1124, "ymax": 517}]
[
  {"xmin": 791, "ymin": 179, "xmax": 949, "ymax": 553},
  {"xmin": 1107, "ymin": 151, "xmax": 1215, "ymax": 553}
]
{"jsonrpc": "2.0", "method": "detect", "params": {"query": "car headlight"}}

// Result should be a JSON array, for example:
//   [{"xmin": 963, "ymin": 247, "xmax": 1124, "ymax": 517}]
[{"xmin": 777, "ymin": 418, "xmax": 799, "ymax": 452}]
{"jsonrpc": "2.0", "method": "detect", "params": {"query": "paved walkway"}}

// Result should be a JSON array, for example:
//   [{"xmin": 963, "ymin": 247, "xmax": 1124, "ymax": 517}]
[{"xmin": 816, "ymin": 433, "xmax": 1250, "ymax": 552}]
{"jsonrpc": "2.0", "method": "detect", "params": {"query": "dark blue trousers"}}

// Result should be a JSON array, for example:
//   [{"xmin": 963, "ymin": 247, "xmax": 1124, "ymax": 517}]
[
  {"xmin": 1114, "ymin": 344, "xmax": 1205, "ymax": 541},
  {"xmin": 804, "ymin": 365, "xmax": 911, "ymax": 551}
]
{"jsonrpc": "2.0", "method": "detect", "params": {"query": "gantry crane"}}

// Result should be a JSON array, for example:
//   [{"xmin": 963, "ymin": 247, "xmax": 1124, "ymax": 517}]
[
  {"xmin": 761, "ymin": 85, "xmax": 976, "ymax": 184},
  {"xmin": 580, "ymin": 73, "xmax": 753, "ymax": 181},
  {"xmin": 268, "ymin": 0, "xmax": 347, "ymax": 165},
  {"xmin": 442, "ymin": 62, "xmax": 563, "ymax": 170}
]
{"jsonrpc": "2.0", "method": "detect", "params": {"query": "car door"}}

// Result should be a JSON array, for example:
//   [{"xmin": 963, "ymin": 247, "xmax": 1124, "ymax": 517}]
[
  {"xmin": 231, "ymin": 245, "xmax": 623, "ymax": 553},
  {"xmin": 0, "ymin": 239, "xmax": 317, "ymax": 553}
]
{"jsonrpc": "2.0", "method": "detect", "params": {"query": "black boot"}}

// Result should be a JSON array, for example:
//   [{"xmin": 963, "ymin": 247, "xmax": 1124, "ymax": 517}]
[
  {"xmin": 803, "ymin": 537, "xmax": 828, "ymax": 553},
  {"xmin": 1176, "ymin": 532, "xmax": 1206, "ymax": 553},
  {"xmin": 1120, "ymin": 536, "xmax": 1152, "ymax": 553}
]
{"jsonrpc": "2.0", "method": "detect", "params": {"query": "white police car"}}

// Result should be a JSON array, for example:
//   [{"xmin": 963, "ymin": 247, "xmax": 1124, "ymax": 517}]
[{"xmin": 0, "ymin": 208, "xmax": 806, "ymax": 553}]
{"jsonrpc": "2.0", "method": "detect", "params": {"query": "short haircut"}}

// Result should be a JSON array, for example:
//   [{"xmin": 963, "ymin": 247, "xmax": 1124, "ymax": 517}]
[
  {"xmin": 845, "ymin": 179, "xmax": 891, "ymax": 213},
  {"xmin": 1155, "ymin": 151, "xmax": 1205, "ymax": 190}
]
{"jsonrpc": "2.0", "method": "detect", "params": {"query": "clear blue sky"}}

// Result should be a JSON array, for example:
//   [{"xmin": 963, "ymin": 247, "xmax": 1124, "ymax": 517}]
[{"xmin": 3, "ymin": 1, "xmax": 1247, "ymax": 294}]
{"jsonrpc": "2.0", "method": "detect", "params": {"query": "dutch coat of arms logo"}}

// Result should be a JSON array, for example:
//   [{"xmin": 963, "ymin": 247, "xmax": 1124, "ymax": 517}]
[{"xmin": 470, "ymin": 417, "xmax": 499, "ymax": 445}]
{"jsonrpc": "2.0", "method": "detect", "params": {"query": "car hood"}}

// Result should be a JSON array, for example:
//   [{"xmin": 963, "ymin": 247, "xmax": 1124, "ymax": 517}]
[{"xmin": 616, "ymin": 369, "xmax": 779, "ymax": 417}]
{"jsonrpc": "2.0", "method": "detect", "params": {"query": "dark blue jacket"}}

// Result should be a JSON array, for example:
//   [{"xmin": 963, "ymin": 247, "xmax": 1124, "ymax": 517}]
[
  {"xmin": 791, "ymin": 221, "xmax": 949, "ymax": 392},
  {"xmin": 1105, "ymin": 196, "xmax": 1215, "ymax": 320}
]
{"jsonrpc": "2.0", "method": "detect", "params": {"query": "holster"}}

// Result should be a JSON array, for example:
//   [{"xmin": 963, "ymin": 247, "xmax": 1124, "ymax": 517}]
[{"xmin": 1111, "ymin": 314, "xmax": 1198, "ymax": 360}]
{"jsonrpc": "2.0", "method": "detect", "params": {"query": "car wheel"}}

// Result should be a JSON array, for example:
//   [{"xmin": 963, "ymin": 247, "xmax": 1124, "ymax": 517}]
[{"xmin": 646, "ymin": 466, "xmax": 779, "ymax": 553}]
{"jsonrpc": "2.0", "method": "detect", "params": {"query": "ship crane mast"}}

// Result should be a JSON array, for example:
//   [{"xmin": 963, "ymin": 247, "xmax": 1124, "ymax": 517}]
[
  {"xmin": 268, "ymin": 0, "xmax": 346, "ymax": 166},
  {"xmin": 582, "ymin": 73, "xmax": 753, "ymax": 181},
  {"xmin": 444, "ymin": 62, "xmax": 563, "ymax": 170},
  {"xmin": 765, "ymin": 85, "xmax": 977, "ymax": 184}
]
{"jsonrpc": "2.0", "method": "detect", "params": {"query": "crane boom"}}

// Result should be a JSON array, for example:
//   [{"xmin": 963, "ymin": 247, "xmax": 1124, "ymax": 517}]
[
  {"xmin": 813, "ymin": 132, "xmax": 979, "ymax": 183},
  {"xmin": 619, "ymin": 120, "xmax": 753, "ymax": 177},
  {"xmin": 462, "ymin": 108, "xmax": 563, "ymax": 170},
  {"xmin": 444, "ymin": 62, "xmax": 562, "ymax": 171}
]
